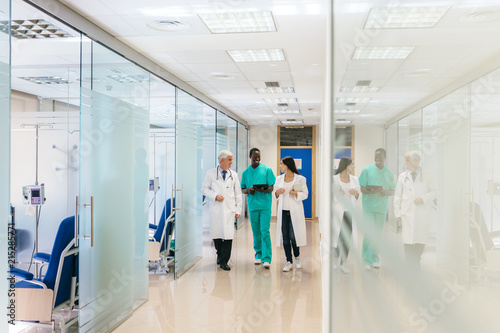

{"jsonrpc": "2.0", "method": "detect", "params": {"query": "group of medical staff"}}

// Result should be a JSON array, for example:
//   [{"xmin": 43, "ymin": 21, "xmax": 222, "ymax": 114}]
[
  {"xmin": 201, "ymin": 148, "xmax": 308, "ymax": 272},
  {"xmin": 201, "ymin": 146, "xmax": 436, "ymax": 273}
]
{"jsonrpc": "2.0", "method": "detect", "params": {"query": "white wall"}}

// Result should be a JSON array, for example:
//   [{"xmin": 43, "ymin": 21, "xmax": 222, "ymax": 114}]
[{"xmin": 353, "ymin": 125, "xmax": 385, "ymax": 176}]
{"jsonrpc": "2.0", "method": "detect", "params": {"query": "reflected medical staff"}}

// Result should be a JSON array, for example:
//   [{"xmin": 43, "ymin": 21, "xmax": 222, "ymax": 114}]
[
  {"xmin": 201, "ymin": 150, "xmax": 242, "ymax": 271},
  {"xmin": 241, "ymin": 148, "xmax": 276, "ymax": 269},
  {"xmin": 394, "ymin": 151, "xmax": 437, "ymax": 269}
]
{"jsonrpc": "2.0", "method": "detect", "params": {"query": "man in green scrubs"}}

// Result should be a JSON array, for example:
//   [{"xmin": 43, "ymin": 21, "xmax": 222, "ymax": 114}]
[
  {"xmin": 359, "ymin": 148, "xmax": 395, "ymax": 269},
  {"xmin": 241, "ymin": 148, "xmax": 276, "ymax": 268}
]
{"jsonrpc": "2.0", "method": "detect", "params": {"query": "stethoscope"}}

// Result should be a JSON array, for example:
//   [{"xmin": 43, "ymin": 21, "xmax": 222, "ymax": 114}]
[
  {"xmin": 404, "ymin": 168, "xmax": 423, "ymax": 183},
  {"xmin": 216, "ymin": 166, "xmax": 234, "ymax": 181}
]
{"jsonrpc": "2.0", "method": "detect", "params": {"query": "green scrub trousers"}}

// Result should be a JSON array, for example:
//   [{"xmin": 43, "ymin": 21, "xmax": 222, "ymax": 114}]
[{"xmin": 249, "ymin": 210, "xmax": 272, "ymax": 263}]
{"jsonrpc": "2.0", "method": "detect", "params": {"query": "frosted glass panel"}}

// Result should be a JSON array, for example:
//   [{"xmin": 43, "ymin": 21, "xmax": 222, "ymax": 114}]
[
  {"xmin": 175, "ymin": 89, "xmax": 203, "ymax": 277},
  {"xmin": 216, "ymin": 111, "xmax": 237, "ymax": 154},
  {"xmin": 397, "ymin": 111, "xmax": 422, "ymax": 175},
  {"xmin": 201, "ymin": 105, "xmax": 216, "ymax": 230},
  {"xmin": 79, "ymin": 42, "xmax": 149, "ymax": 331},
  {"xmin": 0, "ymin": 0, "xmax": 9, "ymax": 330},
  {"xmin": 237, "ymin": 124, "xmax": 248, "ymax": 226}
]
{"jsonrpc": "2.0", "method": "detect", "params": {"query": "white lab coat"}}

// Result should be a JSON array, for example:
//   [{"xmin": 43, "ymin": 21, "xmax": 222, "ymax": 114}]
[
  {"xmin": 273, "ymin": 174, "xmax": 308, "ymax": 247},
  {"xmin": 394, "ymin": 169, "xmax": 437, "ymax": 244},
  {"xmin": 332, "ymin": 174, "xmax": 360, "ymax": 248},
  {"xmin": 201, "ymin": 167, "xmax": 242, "ymax": 240}
]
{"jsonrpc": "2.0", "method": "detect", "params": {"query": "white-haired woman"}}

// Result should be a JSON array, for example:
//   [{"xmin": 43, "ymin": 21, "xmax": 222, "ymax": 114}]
[
  {"xmin": 394, "ymin": 151, "xmax": 437, "ymax": 269},
  {"xmin": 201, "ymin": 150, "xmax": 242, "ymax": 271}
]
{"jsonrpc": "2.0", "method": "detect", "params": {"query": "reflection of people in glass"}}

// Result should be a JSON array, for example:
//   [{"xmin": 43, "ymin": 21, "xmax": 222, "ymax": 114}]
[
  {"xmin": 201, "ymin": 150, "xmax": 242, "ymax": 271},
  {"xmin": 394, "ymin": 151, "xmax": 437, "ymax": 270},
  {"xmin": 273, "ymin": 156, "xmax": 308, "ymax": 272},
  {"xmin": 333, "ymin": 157, "xmax": 360, "ymax": 274},
  {"xmin": 241, "ymin": 148, "xmax": 276, "ymax": 269},
  {"xmin": 359, "ymin": 148, "xmax": 396, "ymax": 269}
]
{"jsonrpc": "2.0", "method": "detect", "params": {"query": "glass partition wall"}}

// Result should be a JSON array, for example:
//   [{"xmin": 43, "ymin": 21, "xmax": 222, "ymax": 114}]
[{"xmin": 6, "ymin": 0, "xmax": 249, "ymax": 331}]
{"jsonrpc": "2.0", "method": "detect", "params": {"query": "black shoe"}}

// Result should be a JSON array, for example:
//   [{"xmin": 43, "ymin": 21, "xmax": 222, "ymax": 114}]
[
  {"xmin": 217, "ymin": 258, "xmax": 220, "ymax": 265},
  {"xmin": 220, "ymin": 264, "xmax": 230, "ymax": 271}
]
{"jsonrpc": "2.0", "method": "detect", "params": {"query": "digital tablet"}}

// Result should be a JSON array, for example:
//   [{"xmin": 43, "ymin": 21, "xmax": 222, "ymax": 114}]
[{"xmin": 253, "ymin": 184, "xmax": 269, "ymax": 190}]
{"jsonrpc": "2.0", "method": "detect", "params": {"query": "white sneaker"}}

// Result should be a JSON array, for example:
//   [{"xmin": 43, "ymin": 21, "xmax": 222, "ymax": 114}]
[
  {"xmin": 263, "ymin": 262, "xmax": 271, "ymax": 269},
  {"xmin": 364, "ymin": 265, "xmax": 372, "ymax": 270},
  {"xmin": 294, "ymin": 257, "xmax": 302, "ymax": 269},
  {"xmin": 340, "ymin": 264, "xmax": 351, "ymax": 274},
  {"xmin": 254, "ymin": 258, "xmax": 262, "ymax": 265},
  {"xmin": 283, "ymin": 262, "xmax": 293, "ymax": 272},
  {"xmin": 372, "ymin": 262, "xmax": 380, "ymax": 268}
]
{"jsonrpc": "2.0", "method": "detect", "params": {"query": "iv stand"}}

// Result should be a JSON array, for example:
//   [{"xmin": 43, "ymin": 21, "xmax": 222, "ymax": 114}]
[{"xmin": 21, "ymin": 123, "xmax": 53, "ymax": 278}]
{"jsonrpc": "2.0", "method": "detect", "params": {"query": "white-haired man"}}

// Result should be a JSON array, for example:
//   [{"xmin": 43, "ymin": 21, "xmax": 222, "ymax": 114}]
[
  {"xmin": 201, "ymin": 150, "xmax": 242, "ymax": 271},
  {"xmin": 394, "ymin": 150, "xmax": 437, "ymax": 270}
]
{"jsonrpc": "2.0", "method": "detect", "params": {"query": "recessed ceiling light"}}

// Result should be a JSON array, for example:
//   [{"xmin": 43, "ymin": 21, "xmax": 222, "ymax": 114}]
[
  {"xmin": 281, "ymin": 120, "xmax": 303, "ymax": 125},
  {"xmin": 335, "ymin": 120, "xmax": 352, "ymax": 125},
  {"xmin": 340, "ymin": 86, "xmax": 380, "ymax": 93},
  {"xmin": 199, "ymin": 11, "xmax": 276, "ymax": 34},
  {"xmin": 335, "ymin": 97, "xmax": 371, "ymax": 103},
  {"xmin": 209, "ymin": 73, "xmax": 236, "ymax": 80},
  {"xmin": 404, "ymin": 68, "xmax": 432, "ymax": 77},
  {"xmin": 20, "ymin": 76, "xmax": 71, "ymax": 84},
  {"xmin": 257, "ymin": 87, "xmax": 295, "ymax": 94},
  {"xmin": 352, "ymin": 46, "xmax": 414, "ymax": 60},
  {"xmin": 334, "ymin": 109, "xmax": 361, "ymax": 114},
  {"xmin": 263, "ymin": 97, "xmax": 298, "ymax": 103},
  {"xmin": 228, "ymin": 49, "xmax": 285, "ymax": 62},
  {"xmin": 365, "ymin": 6, "xmax": 450, "ymax": 29},
  {"xmin": 3, "ymin": 19, "xmax": 74, "ymax": 39},
  {"xmin": 273, "ymin": 110, "xmax": 301, "ymax": 114},
  {"xmin": 147, "ymin": 19, "xmax": 190, "ymax": 31},
  {"xmin": 107, "ymin": 75, "xmax": 149, "ymax": 83}
]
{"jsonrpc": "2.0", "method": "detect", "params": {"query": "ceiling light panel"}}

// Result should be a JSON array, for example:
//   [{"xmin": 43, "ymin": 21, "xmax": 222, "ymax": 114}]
[
  {"xmin": 335, "ymin": 97, "xmax": 371, "ymax": 103},
  {"xmin": 352, "ymin": 46, "xmax": 414, "ymax": 60},
  {"xmin": 273, "ymin": 110, "xmax": 301, "ymax": 114},
  {"xmin": 257, "ymin": 87, "xmax": 295, "ymax": 94},
  {"xmin": 107, "ymin": 75, "xmax": 149, "ymax": 83},
  {"xmin": 281, "ymin": 120, "xmax": 303, "ymax": 125},
  {"xmin": 228, "ymin": 49, "xmax": 285, "ymax": 62},
  {"xmin": 334, "ymin": 109, "xmax": 361, "ymax": 114},
  {"xmin": 340, "ymin": 86, "xmax": 380, "ymax": 93},
  {"xmin": 199, "ymin": 11, "xmax": 276, "ymax": 34},
  {"xmin": 2, "ymin": 19, "xmax": 74, "ymax": 39},
  {"xmin": 335, "ymin": 120, "xmax": 352, "ymax": 125},
  {"xmin": 19, "ymin": 76, "xmax": 71, "ymax": 84},
  {"xmin": 263, "ymin": 97, "xmax": 298, "ymax": 103},
  {"xmin": 365, "ymin": 6, "xmax": 450, "ymax": 29}
]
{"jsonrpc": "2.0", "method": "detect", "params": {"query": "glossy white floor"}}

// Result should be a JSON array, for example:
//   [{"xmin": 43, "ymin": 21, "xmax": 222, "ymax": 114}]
[{"xmin": 113, "ymin": 219, "xmax": 323, "ymax": 333}]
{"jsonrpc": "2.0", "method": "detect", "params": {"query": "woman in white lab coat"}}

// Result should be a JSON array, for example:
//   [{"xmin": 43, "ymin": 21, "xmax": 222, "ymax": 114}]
[
  {"xmin": 333, "ymin": 157, "xmax": 360, "ymax": 274},
  {"xmin": 201, "ymin": 150, "xmax": 242, "ymax": 270},
  {"xmin": 394, "ymin": 151, "xmax": 437, "ymax": 269},
  {"xmin": 273, "ymin": 156, "xmax": 308, "ymax": 272}
]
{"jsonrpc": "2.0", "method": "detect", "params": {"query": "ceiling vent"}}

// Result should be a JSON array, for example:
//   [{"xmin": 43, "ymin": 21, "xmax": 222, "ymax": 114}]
[
  {"xmin": 265, "ymin": 81, "xmax": 280, "ymax": 87},
  {"xmin": 146, "ymin": 19, "xmax": 190, "ymax": 31},
  {"xmin": 356, "ymin": 80, "xmax": 371, "ymax": 86},
  {"xmin": 277, "ymin": 103, "xmax": 288, "ymax": 107},
  {"xmin": 345, "ymin": 103, "xmax": 357, "ymax": 106}
]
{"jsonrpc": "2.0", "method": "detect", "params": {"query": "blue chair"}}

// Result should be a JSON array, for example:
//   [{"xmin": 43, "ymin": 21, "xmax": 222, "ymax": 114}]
[
  {"xmin": 11, "ymin": 216, "xmax": 78, "ymax": 331},
  {"xmin": 149, "ymin": 198, "xmax": 175, "ymax": 272}
]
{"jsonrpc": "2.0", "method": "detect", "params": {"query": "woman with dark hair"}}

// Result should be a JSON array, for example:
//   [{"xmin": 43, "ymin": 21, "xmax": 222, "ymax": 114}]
[
  {"xmin": 273, "ymin": 156, "xmax": 308, "ymax": 272},
  {"xmin": 333, "ymin": 156, "xmax": 360, "ymax": 274}
]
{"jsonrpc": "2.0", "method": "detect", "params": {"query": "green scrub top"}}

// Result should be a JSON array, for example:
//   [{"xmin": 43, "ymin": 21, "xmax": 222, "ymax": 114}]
[
  {"xmin": 241, "ymin": 163, "xmax": 276, "ymax": 212},
  {"xmin": 358, "ymin": 163, "xmax": 396, "ymax": 214}
]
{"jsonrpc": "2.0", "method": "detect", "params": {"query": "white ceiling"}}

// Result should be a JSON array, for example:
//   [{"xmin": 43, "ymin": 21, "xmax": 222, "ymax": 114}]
[{"xmin": 10, "ymin": 0, "xmax": 500, "ymax": 126}]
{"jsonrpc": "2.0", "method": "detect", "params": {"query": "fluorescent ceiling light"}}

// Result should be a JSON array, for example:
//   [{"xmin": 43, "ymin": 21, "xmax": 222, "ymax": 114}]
[
  {"xmin": 4, "ymin": 19, "xmax": 74, "ymax": 39},
  {"xmin": 20, "ymin": 76, "xmax": 71, "ymax": 85},
  {"xmin": 107, "ymin": 75, "xmax": 149, "ymax": 83},
  {"xmin": 365, "ymin": 6, "xmax": 450, "ymax": 29},
  {"xmin": 273, "ymin": 110, "xmax": 301, "ymax": 114},
  {"xmin": 263, "ymin": 97, "xmax": 298, "ymax": 103},
  {"xmin": 199, "ymin": 11, "xmax": 276, "ymax": 34},
  {"xmin": 352, "ymin": 46, "xmax": 414, "ymax": 60},
  {"xmin": 281, "ymin": 120, "xmax": 303, "ymax": 125},
  {"xmin": 340, "ymin": 86, "xmax": 380, "ymax": 93},
  {"xmin": 335, "ymin": 120, "xmax": 352, "ymax": 125},
  {"xmin": 257, "ymin": 87, "xmax": 295, "ymax": 94},
  {"xmin": 228, "ymin": 49, "xmax": 285, "ymax": 62},
  {"xmin": 334, "ymin": 109, "xmax": 361, "ymax": 114},
  {"xmin": 335, "ymin": 97, "xmax": 371, "ymax": 103}
]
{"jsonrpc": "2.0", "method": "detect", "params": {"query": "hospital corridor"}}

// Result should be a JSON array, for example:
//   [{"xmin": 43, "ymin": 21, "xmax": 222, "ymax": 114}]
[{"xmin": 3, "ymin": 0, "xmax": 500, "ymax": 332}]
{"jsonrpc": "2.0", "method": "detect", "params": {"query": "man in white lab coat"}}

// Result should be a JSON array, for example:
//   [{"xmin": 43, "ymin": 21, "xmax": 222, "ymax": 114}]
[
  {"xmin": 394, "ymin": 151, "xmax": 437, "ymax": 270},
  {"xmin": 201, "ymin": 150, "xmax": 242, "ymax": 271}
]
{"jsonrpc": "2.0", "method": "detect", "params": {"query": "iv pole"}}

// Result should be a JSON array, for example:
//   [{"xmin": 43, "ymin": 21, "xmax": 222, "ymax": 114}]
[{"xmin": 21, "ymin": 123, "xmax": 53, "ymax": 278}]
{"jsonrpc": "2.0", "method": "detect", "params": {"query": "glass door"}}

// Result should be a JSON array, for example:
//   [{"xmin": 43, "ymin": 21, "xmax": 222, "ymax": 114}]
[
  {"xmin": 79, "ymin": 41, "xmax": 150, "ymax": 331},
  {"xmin": 174, "ymin": 89, "xmax": 204, "ymax": 278}
]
